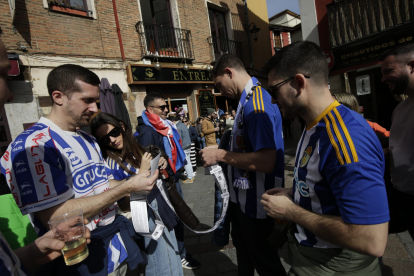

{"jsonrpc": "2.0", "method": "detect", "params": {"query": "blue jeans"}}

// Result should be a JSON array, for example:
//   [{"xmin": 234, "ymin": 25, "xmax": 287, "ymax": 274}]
[
  {"xmin": 197, "ymin": 137, "xmax": 206, "ymax": 149},
  {"xmin": 216, "ymin": 138, "xmax": 220, "ymax": 145},
  {"xmin": 173, "ymin": 180, "xmax": 187, "ymax": 259},
  {"xmin": 183, "ymin": 148, "xmax": 194, "ymax": 179},
  {"xmin": 145, "ymin": 199, "xmax": 183, "ymax": 276}
]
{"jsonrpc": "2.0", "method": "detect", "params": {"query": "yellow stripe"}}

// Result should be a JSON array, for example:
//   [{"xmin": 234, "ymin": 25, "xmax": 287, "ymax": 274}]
[
  {"xmin": 327, "ymin": 112, "xmax": 351, "ymax": 164},
  {"xmin": 255, "ymin": 87, "xmax": 261, "ymax": 113},
  {"xmin": 259, "ymin": 87, "xmax": 265, "ymax": 113},
  {"xmin": 323, "ymin": 116, "xmax": 344, "ymax": 165},
  {"xmin": 252, "ymin": 88, "xmax": 258, "ymax": 113},
  {"xmin": 333, "ymin": 108, "xmax": 359, "ymax": 162},
  {"xmin": 307, "ymin": 101, "xmax": 340, "ymax": 130}
]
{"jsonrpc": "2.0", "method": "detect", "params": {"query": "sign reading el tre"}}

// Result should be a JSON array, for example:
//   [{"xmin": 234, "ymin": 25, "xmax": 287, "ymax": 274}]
[{"xmin": 127, "ymin": 65, "xmax": 213, "ymax": 84}]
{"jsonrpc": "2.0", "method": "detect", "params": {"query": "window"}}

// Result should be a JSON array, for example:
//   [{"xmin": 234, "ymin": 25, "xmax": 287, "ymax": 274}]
[{"xmin": 43, "ymin": 0, "xmax": 96, "ymax": 18}]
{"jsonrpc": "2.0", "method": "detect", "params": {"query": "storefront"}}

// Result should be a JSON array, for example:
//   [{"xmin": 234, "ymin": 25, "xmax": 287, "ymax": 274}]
[{"xmin": 127, "ymin": 64, "xmax": 238, "ymax": 122}]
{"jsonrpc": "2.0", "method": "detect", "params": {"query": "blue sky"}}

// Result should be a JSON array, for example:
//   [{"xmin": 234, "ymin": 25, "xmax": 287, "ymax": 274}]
[{"xmin": 266, "ymin": 0, "xmax": 300, "ymax": 18}]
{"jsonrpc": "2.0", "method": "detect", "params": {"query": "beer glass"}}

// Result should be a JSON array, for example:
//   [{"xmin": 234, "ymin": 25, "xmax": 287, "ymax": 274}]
[{"xmin": 48, "ymin": 210, "xmax": 89, "ymax": 266}]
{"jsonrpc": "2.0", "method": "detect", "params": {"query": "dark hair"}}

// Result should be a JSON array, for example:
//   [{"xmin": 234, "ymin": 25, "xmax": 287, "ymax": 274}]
[
  {"xmin": 90, "ymin": 113, "xmax": 145, "ymax": 175},
  {"xmin": 47, "ymin": 64, "xmax": 100, "ymax": 101},
  {"xmin": 211, "ymin": 54, "xmax": 246, "ymax": 77},
  {"xmin": 196, "ymin": 117, "xmax": 203, "ymax": 124},
  {"xmin": 144, "ymin": 93, "xmax": 164, "ymax": 108},
  {"xmin": 169, "ymin": 115, "xmax": 180, "ymax": 122},
  {"xmin": 263, "ymin": 41, "xmax": 328, "ymax": 86},
  {"xmin": 380, "ymin": 43, "xmax": 414, "ymax": 61}
]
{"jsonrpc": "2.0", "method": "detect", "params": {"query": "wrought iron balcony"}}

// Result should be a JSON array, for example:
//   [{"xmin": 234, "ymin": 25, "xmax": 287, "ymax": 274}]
[
  {"xmin": 135, "ymin": 21, "xmax": 194, "ymax": 60},
  {"xmin": 207, "ymin": 36, "xmax": 244, "ymax": 64},
  {"xmin": 327, "ymin": 0, "xmax": 414, "ymax": 48}
]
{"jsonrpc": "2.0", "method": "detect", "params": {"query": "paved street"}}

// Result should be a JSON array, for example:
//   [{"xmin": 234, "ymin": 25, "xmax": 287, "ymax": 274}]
[{"xmin": 179, "ymin": 119, "xmax": 414, "ymax": 276}]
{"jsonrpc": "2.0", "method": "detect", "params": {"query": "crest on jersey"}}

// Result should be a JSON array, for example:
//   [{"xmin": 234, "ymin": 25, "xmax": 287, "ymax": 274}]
[{"xmin": 300, "ymin": 146, "xmax": 312, "ymax": 167}]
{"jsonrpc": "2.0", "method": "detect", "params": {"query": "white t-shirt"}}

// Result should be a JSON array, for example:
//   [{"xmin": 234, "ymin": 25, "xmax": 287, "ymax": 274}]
[{"xmin": 390, "ymin": 97, "xmax": 414, "ymax": 194}]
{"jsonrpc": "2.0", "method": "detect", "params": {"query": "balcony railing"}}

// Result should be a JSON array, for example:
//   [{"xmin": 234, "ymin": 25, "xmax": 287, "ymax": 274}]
[
  {"xmin": 327, "ymin": 0, "xmax": 414, "ymax": 48},
  {"xmin": 135, "ymin": 21, "xmax": 194, "ymax": 60},
  {"xmin": 207, "ymin": 36, "xmax": 244, "ymax": 64}
]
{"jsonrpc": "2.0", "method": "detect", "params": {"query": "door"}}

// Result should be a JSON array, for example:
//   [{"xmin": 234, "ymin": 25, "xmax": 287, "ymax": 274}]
[{"xmin": 209, "ymin": 9, "xmax": 229, "ymax": 60}]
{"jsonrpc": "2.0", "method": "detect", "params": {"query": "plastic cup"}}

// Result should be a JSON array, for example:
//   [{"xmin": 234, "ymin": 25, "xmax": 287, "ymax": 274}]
[{"xmin": 48, "ymin": 210, "xmax": 89, "ymax": 266}]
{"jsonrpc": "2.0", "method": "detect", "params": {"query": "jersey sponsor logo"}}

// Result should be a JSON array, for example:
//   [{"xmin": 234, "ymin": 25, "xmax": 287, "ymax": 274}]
[
  {"xmin": 13, "ymin": 139, "xmax": 23, "ymax": 146},
  {"xmin": 300, "ymin": 146, "xmax": 313, "ymax": 167},
  {"xmin": 20, "ymin": 182, "xmax": 31, "ymax": 190},
  {"xmin": 22, "ymin": 129, "xmax": 35, "ymax": 135},
  {"xmin": 3, "ymin": 151, "xmax": 10, "ymax": 161},
  {"xmin": 15, "ymin": 167, "xmax": 27, "ymax": 174},
  {"xmin": 63, "ymin": 148, "xmax": 82, "ymax": 166},
  {"xmin": 93, "ymin": 205, "xmax": 116, "ymax": 224},
  {"xmin": 12, "ymin": 146, "xmax": 23, "ymax": 152},
  {"xmin": 21, "ymin": 190, "xmax": 32, "ymax": 196},
  {"xmin": 31, "ymin": 133, "xmax": 51, "ymax": 198},
  {"xmin": 294, "ymin": 167, "xmax": 309, "ymax": 197},
  {"xmin": 73, "ymin": 166, "xmax": 108, "ymax": 191},
  {"xmin": 15, "ymin": 160, "xmax": 26, "ymax": 168}
]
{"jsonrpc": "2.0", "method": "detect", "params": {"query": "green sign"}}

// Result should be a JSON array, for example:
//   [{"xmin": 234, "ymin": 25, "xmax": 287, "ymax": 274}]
[
  {"xmin": 197, "ymin": 90, "xmax": 216, "ymax": 116},
  {"xmin": 129, "ymin": 65, "xmax": 213, "ymax": 83}
]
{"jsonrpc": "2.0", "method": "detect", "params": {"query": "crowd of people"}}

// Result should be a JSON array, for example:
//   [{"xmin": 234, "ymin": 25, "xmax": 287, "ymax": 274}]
[{"xmin": 1, "ymin": 26, "xmax": 414, "ymax": 276}]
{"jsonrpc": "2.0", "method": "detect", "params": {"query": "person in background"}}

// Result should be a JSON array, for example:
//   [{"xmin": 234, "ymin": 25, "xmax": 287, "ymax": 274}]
[
  {"xmin": 184, "ymin": 119, "xmax": 198, "ymax": 173},
  {"xmin": 169, "ymin": 116, "xmax": 194, "ymax": 184},
  {"xmin": 202, "ymin": 108, "xmax": 219, "ymax": 147},
  {"xmin": 195, "ymin": 117, "xmax": 206, "ymax": 149},
  {"xmin": 231, "ymin": 109, "xmax": 236, "ymax": 119},
  {"xmin": 90, "ymin": 112, "xmax": 183, "ymax": 276},
  {"xmin": 381, "ymin": 43, "xmax": 414, "ymax": 241},
  {"xmin": 262, "ymin": 41, "xmax": 389, "ymax": 275},
  {"xmin": 201, "ymin": 54, "xmax": 286, "ymax": 276},
  {"xmin": 334, "ymin": 92, "xmax": 390, "ymax": 137},
  {"xmin": 135, "ymin": 93, "xmax": 200, "ymax": 270},
  {"xmin": 216, "ymin": 107, "xmax": 224, "ymax": 118}
]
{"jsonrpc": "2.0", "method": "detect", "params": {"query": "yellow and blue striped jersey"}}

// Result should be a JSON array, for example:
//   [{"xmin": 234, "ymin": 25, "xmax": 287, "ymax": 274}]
[{"xmin": 293, "ymin": 101, "xmax": 389, "ymax": 248}]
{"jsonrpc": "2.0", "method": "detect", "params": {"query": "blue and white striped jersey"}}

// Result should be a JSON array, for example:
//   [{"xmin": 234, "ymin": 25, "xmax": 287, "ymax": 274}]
[
  {"xmin": 293, "ymin": 101, "xmax": 390, "ymax": 248},
  {"xmin": 228, "ymin": 78, "xmax": 284, "ymax": 219},
  {"xmin": 0, "ymin": 117, "xmax": 126, "ymax": 273}
]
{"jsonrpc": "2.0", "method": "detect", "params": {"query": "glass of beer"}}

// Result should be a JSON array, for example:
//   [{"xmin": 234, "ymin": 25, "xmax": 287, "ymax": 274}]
[{"xmin": 48, "ymin": 210, "xmax": 89, "ymax": 266}]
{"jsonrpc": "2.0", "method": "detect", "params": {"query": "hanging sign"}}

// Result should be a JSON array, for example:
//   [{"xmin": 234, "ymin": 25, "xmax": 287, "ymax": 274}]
[
  {"xmin": 197, "ymin": 90, "xmax": 216, "ymax": 116},
  {"xmin": 356, "ymin": 75, "xmax": 371, "ymax": 95}
]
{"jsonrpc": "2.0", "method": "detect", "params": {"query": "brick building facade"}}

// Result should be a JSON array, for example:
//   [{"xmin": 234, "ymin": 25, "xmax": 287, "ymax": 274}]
[{"xmin": 1, "ymin": 0, "xmax": 271, "ymax": 153}]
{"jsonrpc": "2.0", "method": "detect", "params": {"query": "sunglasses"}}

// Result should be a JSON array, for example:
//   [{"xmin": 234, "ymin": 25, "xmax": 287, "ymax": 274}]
[
  {"xmin": 98, "ymin": 127, "xmax": 122, "ymax": 145},
  {"xmin": 150, "ymin": 105, "xmax": 169, "ymax": 111},
  {"xmin": 268, "ymin": 75, "xmax": 310, "ymax": 99}
]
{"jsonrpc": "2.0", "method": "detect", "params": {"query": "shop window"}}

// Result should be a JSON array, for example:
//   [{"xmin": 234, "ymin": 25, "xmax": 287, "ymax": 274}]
[
  {"xmin": 0, "ymin": 110, "xmax": 12, "ymax": 157},
  {"xmin": 43, "ymin": 0, "xmax": 96, "ymax": 18}
]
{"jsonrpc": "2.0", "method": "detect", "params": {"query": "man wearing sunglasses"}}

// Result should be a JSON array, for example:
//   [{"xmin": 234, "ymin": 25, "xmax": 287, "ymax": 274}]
[
  {"xmin": 261, "ymin": 41, "xmax": 389, "ymax": 275},
  {"xmin": 1, "ymin": 64, "xmax": 158, "ymax": 276},
  {"xmin": 136, "ymin": 93, "xmax": 200, "ymax": 270},
  {"xmin": 200, "ymin": 54, "xmax": 286, "ymax": 276}
]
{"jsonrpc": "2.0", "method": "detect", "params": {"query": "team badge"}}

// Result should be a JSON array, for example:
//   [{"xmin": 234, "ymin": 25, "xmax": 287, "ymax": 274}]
[{"xmin": 300, "ymin": 146, "xmax": 312, "ymax": 167}]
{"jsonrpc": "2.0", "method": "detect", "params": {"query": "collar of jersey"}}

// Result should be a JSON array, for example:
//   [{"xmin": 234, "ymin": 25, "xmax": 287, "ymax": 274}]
[{"xmin": 306, "ymin": 100, "xmax": 340, "ymax": 130}]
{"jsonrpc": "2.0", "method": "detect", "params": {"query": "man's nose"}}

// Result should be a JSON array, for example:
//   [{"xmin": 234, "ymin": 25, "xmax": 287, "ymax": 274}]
[{"xmin": 90, "ymin": 102, "xmax": 98, "ymax": 113}]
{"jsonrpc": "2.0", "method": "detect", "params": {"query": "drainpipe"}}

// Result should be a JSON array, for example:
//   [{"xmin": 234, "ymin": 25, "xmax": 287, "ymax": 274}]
[
  {"xmin": 244, "ymin": 0, "xmax": 254, "ymax": 69},
  {"xmin": 112, "ymin": 0, "xmax": 126, "ymax": 61}
]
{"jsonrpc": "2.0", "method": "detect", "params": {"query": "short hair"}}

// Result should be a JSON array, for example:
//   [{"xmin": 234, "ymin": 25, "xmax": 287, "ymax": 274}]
[
  {"xmin": 47, "ymin": 64, "xmax": 100, "ymax": 100},
  {"xmin": 168, "ymin": 115, "xmax": 180, "ymax": 122},
  {"xmin": 263, "ymin": 41, "xmax": 329, "ymax": 86},
  {"xmin": 144, "ymin": 93, "xmax": 164, "ymax": 108},
  {"xmin": 211, "ymin": 54, "xmax": 246, "ymax": 77},
  {"xmin": 334, "ymin": 92, "xmax": 359, "ymax": 113},
  {"xmin": 380, "ymin": 43, "xmax": 414, "ymax": 61}
]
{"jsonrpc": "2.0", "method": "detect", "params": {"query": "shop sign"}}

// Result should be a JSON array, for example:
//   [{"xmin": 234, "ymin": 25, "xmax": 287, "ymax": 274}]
[
  {"xmin": 197, "ymin": 90, "xmax": 216, "ymax": 116},
  {"xmin": 356, "ymin": 75, "xmax": 370, "ymax": 95},
  {"xmin": 333, "ymin": 34, "xmax": 413, "ymax": 69},
  {"xmin": 127, "ymin": 65, "xmax": 213, "ymax": 84}
]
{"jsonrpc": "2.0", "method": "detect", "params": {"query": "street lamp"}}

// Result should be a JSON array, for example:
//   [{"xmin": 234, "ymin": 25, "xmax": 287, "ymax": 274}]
[
  {"xmin": 153, "ymin": 57, "xmax": 162, "ymax": 71},
  {"xmin": 246, "ymin": 23, "xmax": 261, "ymax": 42}
]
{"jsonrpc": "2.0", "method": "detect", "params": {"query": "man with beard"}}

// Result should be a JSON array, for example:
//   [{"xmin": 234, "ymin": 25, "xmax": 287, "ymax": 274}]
[
  {"xmin": 261, "ymin": 41, "xmax": 389, "ymax": 275},
  {"xmin": 200, "ymin": 54, "xmax": 286, "ymax": 276},
  {"xmin": 136, "ymin": 93, "xmax": 200, "ymax": 270},
  {"xmin": 1, "ymin": 64, "xmax": 158, "ymax": 276},
  {"xmin": 381, "ymin": 43, "xmax": 414, "ymax": 240}
]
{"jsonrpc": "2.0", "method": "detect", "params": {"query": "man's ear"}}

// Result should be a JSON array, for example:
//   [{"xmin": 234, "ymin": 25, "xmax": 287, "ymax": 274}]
[
  {"xmin": 224, "ymin": 68, "xmax": 232, "ymax": 78},
  {"xmin": 294, "ymin": 74, "xmax": 307, "ymax": 96},
  {"xmin": 408, "ymin": 60, "xmax": 414, "ymax": 74},
  {"xmin": 51, "ymin": 91, "xmax": 65, "ymax": 106}
]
